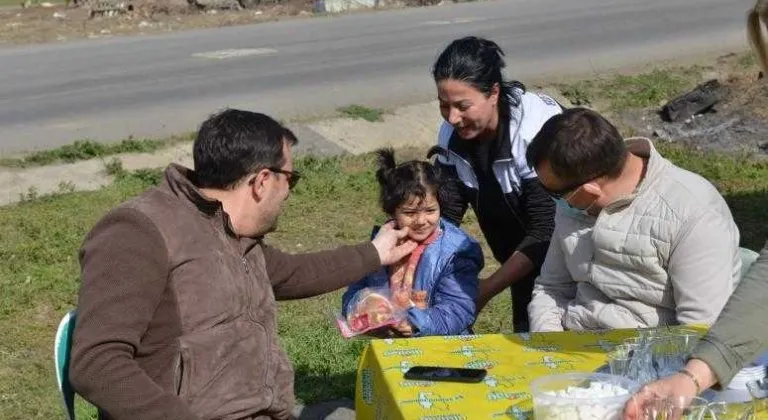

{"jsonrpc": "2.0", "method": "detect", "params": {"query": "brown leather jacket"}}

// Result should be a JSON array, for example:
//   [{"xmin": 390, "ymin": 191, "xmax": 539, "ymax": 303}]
[{"xmin": 70, "ymin": 164, "xmax": 381, "ymax": 420}]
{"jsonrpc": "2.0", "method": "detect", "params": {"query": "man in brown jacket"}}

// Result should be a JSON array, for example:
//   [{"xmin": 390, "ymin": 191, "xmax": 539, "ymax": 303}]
[{"xmin": 69, "ymin": 109, "xmax": 418, "ymax": 420}]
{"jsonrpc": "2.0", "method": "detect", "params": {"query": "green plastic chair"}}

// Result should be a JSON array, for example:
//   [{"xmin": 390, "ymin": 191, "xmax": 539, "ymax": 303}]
[{"xmin": 54, "ymin": 310, "xmax": 77, "ymax": 420}]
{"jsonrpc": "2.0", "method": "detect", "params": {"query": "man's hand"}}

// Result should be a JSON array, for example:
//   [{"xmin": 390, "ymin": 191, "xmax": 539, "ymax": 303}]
[{"xmin": 372, "ymin": 222, "xmax": 417, "ymax": 266}]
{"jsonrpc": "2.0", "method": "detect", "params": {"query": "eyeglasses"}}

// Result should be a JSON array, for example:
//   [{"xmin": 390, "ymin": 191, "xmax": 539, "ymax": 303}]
[
  {"xmin": 268, "ymin": 167, "xmax": 301, "ymax": 190},
  {"xmin": 541, "ymin": 173, "xmax": 606, "ymax": 199},
  {"xmin": 541, "ymin": 181, "xmax": 582, "ymax": 199},
  {"xmin": 248, "ymin": 167, "xmax": 302, "ymax": 190}
]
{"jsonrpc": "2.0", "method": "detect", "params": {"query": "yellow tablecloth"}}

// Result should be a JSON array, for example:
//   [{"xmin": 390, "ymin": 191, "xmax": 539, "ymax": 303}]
[{"xmin": 354, "ymin": 328, "xmax": 719, "ymax": 420}]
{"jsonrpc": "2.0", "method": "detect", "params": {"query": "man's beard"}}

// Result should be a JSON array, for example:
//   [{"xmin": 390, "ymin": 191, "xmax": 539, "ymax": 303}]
[
  {"xmin": 257, "ymin": 200, "xmax": 285, "ymax": 236},
  {"xmin": 264, "ymin": 208, "xmax": 280, "ymax": 234},
  {"xmin": 266, "ymin": 217, "xmax": 279, "ymax": 233}
]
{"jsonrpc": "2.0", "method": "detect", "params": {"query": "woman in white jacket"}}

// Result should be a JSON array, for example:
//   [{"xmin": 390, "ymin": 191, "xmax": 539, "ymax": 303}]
[{"xmin": 429, "ymin": 36, "xmax": 563, "ymax": 332}]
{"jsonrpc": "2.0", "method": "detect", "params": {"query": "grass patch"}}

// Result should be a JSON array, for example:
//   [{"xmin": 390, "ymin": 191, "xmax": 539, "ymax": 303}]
[
  {"xmin": 557, "ymin": 67, "xmax": 703, "ymax": 111},
  {"xmin": 337, "ymin": 104, "xmax": 386, "ymax": 122},
  {"xmin": 0, "ymin": 134, "xmax": 193, "ymax": 168},
  {"xmin": 738, "ymin": 52, "xmax": 758, "ymax": 69},
  {"xmin": 0, "ymin": 143, "xmax": 766, "ymax": 418},
  {"xmin": 558, "ymin": 83, "xmax": 593, "ymax": 106},
  {"xmin": 655, "ymin": 143, "xmax": 768, "ymax": 250}
]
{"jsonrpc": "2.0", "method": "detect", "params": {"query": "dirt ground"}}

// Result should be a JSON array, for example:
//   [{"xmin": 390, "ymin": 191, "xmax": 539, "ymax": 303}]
[
  {"xmin": 0, "ymin": 0, "xmax": 358, "ymax": 45},
  {"xmin": 618, "ymin": 53, "xmax": 768, "ymax": 156}
]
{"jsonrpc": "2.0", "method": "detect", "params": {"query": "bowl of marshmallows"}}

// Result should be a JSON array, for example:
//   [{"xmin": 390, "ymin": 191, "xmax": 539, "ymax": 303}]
[{"xmin": 530, "ymin": 372, "xmax": 640, "ymax": 420}]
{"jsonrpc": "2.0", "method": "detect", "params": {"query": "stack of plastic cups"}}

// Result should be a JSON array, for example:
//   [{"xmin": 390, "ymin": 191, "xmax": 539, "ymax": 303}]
[
  {"xmin": 729, "ymin": 365, "xmax": 767, "ymax": 391},
  {"xmin": 747, "ymin": 377, "xmax": 768, "ymax": 417},
  {"xmin": 619, "ymin": 329, "xmax": 701, "ymax": 386},
  {"xmin": 743, "ymin": 351, "xmax": 768, "ymax": 414},
  {"xmin": 705, "ymin": 352, "xmax": 768, "ymax": 406}
]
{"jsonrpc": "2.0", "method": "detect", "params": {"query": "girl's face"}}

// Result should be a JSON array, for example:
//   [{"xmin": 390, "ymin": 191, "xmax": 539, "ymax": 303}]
[
  {"xmin": 437, "ymin": 78, "xmax": 499, "ymax": 141},
  {"xmin": 393, "ymin": 192, "xmax": 440, "ymax": 242}
]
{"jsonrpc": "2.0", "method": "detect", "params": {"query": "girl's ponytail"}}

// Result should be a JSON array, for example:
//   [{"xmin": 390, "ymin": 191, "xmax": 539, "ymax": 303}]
[{"xmin": 375, "ymin": 147, "xmax": 397, "ymax": 188}]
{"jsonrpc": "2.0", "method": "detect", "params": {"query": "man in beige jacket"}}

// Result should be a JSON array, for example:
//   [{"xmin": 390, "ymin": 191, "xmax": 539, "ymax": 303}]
[{"xmin": 524, "ymin": 108, "xmax": 741, "ymax": 331}]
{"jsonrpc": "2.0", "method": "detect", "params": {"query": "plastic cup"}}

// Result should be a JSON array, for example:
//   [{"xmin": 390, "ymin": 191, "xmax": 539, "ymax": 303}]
[
  {"xmin": 747, "ymin": 378, "xmax": 768, "ymax": 417},
  {"xmin": 608, "ymin": 352, "xmax": 632, "ymax": 376},
  {"xmin": 708, "ymin": 401, "xmax": 754, "ymax": 420},
  {"xmin": 614, "ymin": 344, "xmax": 636, "ymax": 358},
  {"xmin": 640, "ymin": 395, "xmax": 710, "ymax": 420},
  {"xmin": 645, "ymin": 335, "xmax": 701, "ymax": 379}
]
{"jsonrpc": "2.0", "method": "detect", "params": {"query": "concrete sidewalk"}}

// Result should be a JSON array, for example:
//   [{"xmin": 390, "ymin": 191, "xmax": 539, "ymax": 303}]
[{"xmin": 0, "ymin": 101, "xmax": 444, "ymax": 206}]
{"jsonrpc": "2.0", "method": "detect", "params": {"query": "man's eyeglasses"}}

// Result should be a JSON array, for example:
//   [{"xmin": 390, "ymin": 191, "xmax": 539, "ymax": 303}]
[
  {"xmin": 541, "ymin": 173, "xmax": 605, "ymax": 199},
  {"xmin": 541, "ymin": 181, "xmax": 582, "ymax": 199},
  {"xmin": 268, "ymin": 167, "xmax": 301, "ymax": 190},
  {"xmin": 248, "ymin": 167, "xmax": 302, "ymax": 190}
]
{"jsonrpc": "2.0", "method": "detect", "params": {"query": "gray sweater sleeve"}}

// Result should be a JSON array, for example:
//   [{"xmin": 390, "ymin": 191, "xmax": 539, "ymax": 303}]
[{"xmin": 690, "ymin": 240, "xmax": 768, "ymax": 386}]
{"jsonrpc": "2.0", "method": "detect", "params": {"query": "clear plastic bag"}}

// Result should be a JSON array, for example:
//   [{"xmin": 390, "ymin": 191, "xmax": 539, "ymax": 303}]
[{"xmin": 336, "ymin": 287, "xmax": 408, "ymax": 339}]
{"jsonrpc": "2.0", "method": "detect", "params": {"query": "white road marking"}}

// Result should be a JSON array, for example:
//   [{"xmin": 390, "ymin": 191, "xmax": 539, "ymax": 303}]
[
  {"xmin": 421, "ymin": 17, "xmax": 487, "ymax": 26},
  {"xmin": 192, "ymin": 48, "xmax": 278, "ymax": 60},
  {"xmin": 453, "ymin": 17, "xmax": 486, "ymax": 24}
]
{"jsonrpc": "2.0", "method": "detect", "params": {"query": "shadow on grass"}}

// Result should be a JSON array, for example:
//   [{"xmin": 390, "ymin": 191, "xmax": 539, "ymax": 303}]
[
  {"xmin": 725, "ymin": 188, "xmax": 768, "ymax": 251},
  {"xmin": 293, "ymin": 366, "xmax": 356, "ymax": 418}
]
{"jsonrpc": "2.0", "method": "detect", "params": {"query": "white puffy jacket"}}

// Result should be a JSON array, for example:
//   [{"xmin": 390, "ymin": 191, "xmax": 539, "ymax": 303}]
[{"xmin": 529, "ymin": 138, "xmax": 741, "ymax": 331}]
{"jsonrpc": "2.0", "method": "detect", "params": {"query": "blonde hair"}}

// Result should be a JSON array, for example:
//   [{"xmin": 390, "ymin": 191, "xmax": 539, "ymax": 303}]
[{"xmin": 748, "ymin": 0, "xmax": 768, "ymax": 76}]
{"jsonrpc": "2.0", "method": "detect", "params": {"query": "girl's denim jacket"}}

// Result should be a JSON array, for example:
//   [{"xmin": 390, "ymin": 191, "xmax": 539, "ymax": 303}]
[{"xmin": 341, "ymin": 218, "xmax": 483, "ymax": 336}]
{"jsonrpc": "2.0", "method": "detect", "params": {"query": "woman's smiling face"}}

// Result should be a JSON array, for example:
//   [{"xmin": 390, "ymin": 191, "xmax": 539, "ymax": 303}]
[{"xmin": 437, "ymin": 78, "xmax": 499, "ymax": 141}]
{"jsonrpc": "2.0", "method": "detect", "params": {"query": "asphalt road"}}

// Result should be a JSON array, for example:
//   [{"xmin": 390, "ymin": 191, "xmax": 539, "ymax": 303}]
[{"xmin": 0, "ymin": 0, "xmax": 754, "ymax": 153}]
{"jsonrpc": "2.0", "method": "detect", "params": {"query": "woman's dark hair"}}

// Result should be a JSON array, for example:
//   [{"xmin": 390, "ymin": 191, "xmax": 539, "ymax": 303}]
[
  {"xmin": 432, "ymin": 36, "xmax": 526, "ymax": 108},
  {"xmin": 375, "ymin": 147, "xmax": 451, "ymax": 215}
]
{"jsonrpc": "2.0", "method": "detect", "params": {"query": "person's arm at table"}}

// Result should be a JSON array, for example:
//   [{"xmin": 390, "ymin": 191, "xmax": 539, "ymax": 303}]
[
  {"xmin": 528, "ymin": 218, "xmax": 576, "ymax": 332},
  {"xmin": 689, "ymin": 239, "xmax": 768, "ymax": 385},
  {"xmin": 624, "ymin": 240, "xmax": 768, "ymax": 420},
  {"xmin": 476, "ymin": 178, "xmax": 555, "ymax": 314},
  {"xmin": 623, "ymin": 358, "xmax": 717, "ymax": 420},
  {"xmin": 476, "ymin": 252, "xmax": 533, "ymax": 313}
]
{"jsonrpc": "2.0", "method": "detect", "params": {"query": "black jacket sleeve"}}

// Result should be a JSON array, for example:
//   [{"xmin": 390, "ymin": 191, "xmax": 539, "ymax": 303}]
[
  {"xmin": 515, "ymin": 177, "xmax": 556, "ymax": 268},
  {"xmin": 436, "ymin": 161, "xmax": 469, "ymax": 227}
]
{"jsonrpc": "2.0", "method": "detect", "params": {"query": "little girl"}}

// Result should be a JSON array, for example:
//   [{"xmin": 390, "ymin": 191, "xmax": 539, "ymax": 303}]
[{"xmin": 341, "ymin": 147, "xmax": 483, "ymax": 337}]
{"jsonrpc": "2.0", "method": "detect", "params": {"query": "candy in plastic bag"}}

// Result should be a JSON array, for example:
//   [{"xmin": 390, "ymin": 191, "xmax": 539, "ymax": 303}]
[{"xmin": 336, "ymin": 287, "xmax": 407, "ymax": 338}]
